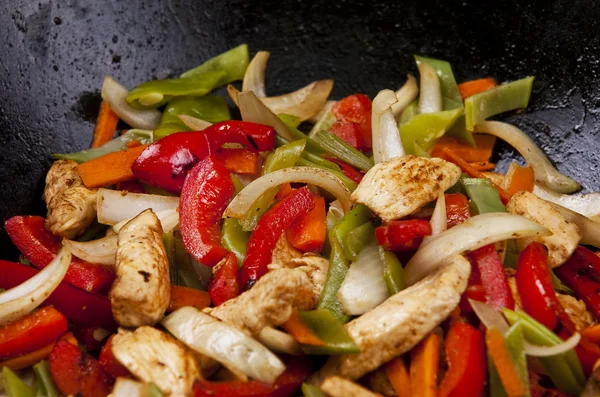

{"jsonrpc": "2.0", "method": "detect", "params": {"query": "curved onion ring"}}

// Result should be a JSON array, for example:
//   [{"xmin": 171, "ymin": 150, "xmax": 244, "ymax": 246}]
[
  {"xmin": 237, "ymin": 91, "xmax": 296, "ymax": 141},
  {"xmin": 242, "ymin": 51, "xmax": 270, "ymax": 97},
  {"xmin": 97, "ymin": 188, "xmax": 179, "ymax": 226},
  {"xmin": 113, "ymin": 208, "xmax": 179, "ymax": 233},
  {"xmin": 372, "ymin": 89, "xmax": 402, "ymax": 164},
  {"xmin": 257, "ymin": 327, "xmax": 302, "ymax": 355},
  {"xmin": 0, "ymin": 247, "xmax": 71, "ymax": 325},
  {"xmin": 63, "ymin": 234, "xmax": 118, "ymax": 266},
  {"xmin": 178, "ymin": 115, "xmax": 212, "ymax": 131},
  {"xmin": 224, "ymin": 167, "xmax": 352, "ymax": 219},
  {"xmin": 422, "ymin": 193, "xmax": 447, "ymax": 245},
  {"xmin": 534, "ymin": 184, "xmax": 600, "ymax": 222},
  {"xmin": 392, "ymin": 74, "xmax": 419, "ymax": 118},
  {"xmin": 549, "ymin": 203, "xmax": 600, "ymax": 248},
  {"xmin": 101, "ymin": 76, "xmax": 161, "ymax": 130},
  {"xmin": 417, "ymin": 62, "xmax": 442, "ymax": 114}
]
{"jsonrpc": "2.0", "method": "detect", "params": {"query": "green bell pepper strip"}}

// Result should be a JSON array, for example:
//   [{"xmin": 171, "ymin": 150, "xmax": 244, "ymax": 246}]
[
  {"xmin": 148, "ymin": 383, "xmax": 165, "ymax": 397},
  {"xmin": 414, "ymin": 55, "xmax": 463, "ymax": 110},
  {"xmin": 33, "ymin": 361, "xmax": 58, "ymax": 397},
  {"xmin": 343, "ymin": 222, "xmax": 375, "ymax": 260},
  {"xmin": 488, "ymin": 353, "xmax": 508, "ymax": 397},
  {"xmin": 295, "ymin": 158, "xmax": 358, "ymax": 192},
  {"xmin": 2, "ymin": 367, "xmax": 35, "ymax": 397},
  {"xmin": 180, "ymin": 44, "xmax": 249, "ymax": 81},
  {"xmin": 221, "ymin": 218, "xmax": 249, "ymax": 266},
  {"xmin": 52, "ymin": 129, "xmax": 153, "ymax": 163},
  {"xmin": 465, "ymin": 77, "xmax": 535, "ymax": 130},
  {"xmin": 446, "ymin": 115, "xmax": 477, "ymax": 147},
  {"xmin": 380, "ymin": 247, "xmax": 405, "ymax": 294},
  {"xmin": 238, "ymin": 139, "xmax": 307, "ymax": 231},
  {"xmin": 503, "ymin": 321, "xmax": 530, "ymax": 397},
  {"xmin": 279, "ymin": 114, "xmax": 303, "ymax": 129},
  {"xmin": 461, "ymin": 177, "xmax": 507, "ymax": 214},
  {"xmin": 163, "ymin": 230, "xmax": 178, "ymax": 285},
  {"xmin": 230, "ymin": 174, "xmax": 245, "ymax": 194},
  {"xmin": 503, "ymin": 309, "xmax": 585, "ymax": 395},
  {"xmin": 398, "ymin": 100, "xmax": 418, "ymax": 125},
  {"xmin": 309, "ymin": 128, "xmax": 373, "ymax": 171},
  {"xmin": 298, "ymin": 309, "xmax": 360, "ymax": 354},
  {"xmin": 399, "ymin": 108, "xmax": 462, "ymax": 155},
  {"xmin": 169, "ymin": 233, "xmax": 206, "ymax": 290},
  {"xmin": 413, "ymin": 142, "xmax": 431, "ymax": 158},
  {"xmin": 502, "ymin": 240, "xmax": 519, "ymax": 269},
  {"xmin": 329, "ymin": 204, "xmax": 373, "ymax": 259},
  {"xmin": 308, "ymin": 106, "xmax": 337, "ymax": 138},
  {"xmin": 302, "ymin": 383, "xmax": 326, "ymax": 397},
  {"xmin": 154, "ymin": 96, "xmax": 231, "ymax": 139},
  {"xmin": 279, "ymin": 117, "xmax": 327, "ymax": 155},
  {"xmin": 551, "ymin": 269, "xmax": 575, "ymax": 296}
]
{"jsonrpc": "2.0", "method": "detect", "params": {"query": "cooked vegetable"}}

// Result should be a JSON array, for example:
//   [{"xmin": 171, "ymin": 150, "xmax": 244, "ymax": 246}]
[
  {"xmin": 391, "ymin": 74, "xmax": 419, "ymax": 118},
  {"xmin": 287, "ymin": 196, "xmax": 327, "ymax": 252},
  {"xmin": 533, "ymin": 184, "xmax": 600, "ymax": 220},
  {"xmin": 458, "ymin": 77, "xmax": 498, "ymax": 99},
  {"xmin": 410, "ymin": 331, "xmax": 441, "ymax": 397},
  {"xmin": 504, "ymin": 163, "xmax": 535, "ymax": 195},
  {"xmin": 417, "ymin": 62, "xmax": 442, "ymax": 114},
  {"xmin": 293, "ymin": 309, "xmax": 360, "ymax": 354},
  {"xmin": 92, "ymin": 101, "xmax": 120, "ymax": 148},
  {"xmin": 384, "ymin": 358, "xmax": 411, "ymax": 397},
  {"xmin": 462, "ymin": 177, "xmax": 507, "ymax": 214},
  {"xmin": 101, "ymin": 76, "xmax": 161, "ymax": 130},
  {"xmin": 399, "ymin": 108, "xmax": 462, "ymax": 155},
  {"xmin": 1, "ymin": 366, "xmax": 35, "ymax": 397},
  {"xmin": 33, "ymin": 360, "xmax": 59, "ymax": 397},
  {"xmin": 486, "ymin": 327, "xmax": 528, "ymax": 397},
  {"xmin": 207, "ymin": 253, "xmax": 240, "ymax": 306},
  {"xmin": 181, "ymin": 44, "xmax": 250, "ymax": 81},
  {"xmin": 371, "ymin": 89, "xmax": 404, "ymax": 163},
  {"xmin": 468, "ymin": 244, "xmax": 515, "ymax": 310},
  {"xmin": 431, "ymin": 134, "xmax": 496, "ymax": 163},
  {"xmin": 414, "ymin": 56, "xmax": 463, "ymax": 110},
  {"xmin": 154, "ymin": 96, "xmax": 230, "ymax": 139},
  {"xmin": 375, "ymin": 219, "xmax": 432, "ymax": 251},
  {"xmin": 78, "ymin": 144, "xmax": 148, "ymax": 188}
]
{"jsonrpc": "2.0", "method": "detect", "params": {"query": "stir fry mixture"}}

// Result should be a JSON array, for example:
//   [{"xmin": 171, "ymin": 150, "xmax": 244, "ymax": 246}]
[{"xmin": 3, "ymin": 44, "xmax": 600, "ymax": 397}]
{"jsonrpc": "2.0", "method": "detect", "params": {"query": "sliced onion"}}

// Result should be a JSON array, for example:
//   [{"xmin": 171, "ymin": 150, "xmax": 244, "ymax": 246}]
[
  {"xmin": 549, "ymin": 203, "xmax": 600, "ymax": 248},
  {"xmin": 63, "ymin": 234, "xmax": 118, "ymax": 266},
  {"xmin": 308, "ymin": 100, "xmax": 336, "ymax": 124},
  {"xmin": 238, "ymin": 91, "xmax": 296, "ymax": 141},
  {"xmin": 113, "ymin": 208, "xmax": 179, "ymax": 234},
  {"xmin": 474, "ymin": 121, "xmax": 580, "ymax": 193},
  {"xmin": 392, "ymin": 74, "xmax": 419, "ymax": 118},
  {"xmin": 257, "ymin": 327, "xmax": 302, "ymax": 355},
  {"xmin": 372, "ymin": 90, "xmax": 403, "ymax": 164},
  {"xmin": 338, "ymin": 243, "xmax": 389, "ymax": 315},
  {"xmin": 524, "ymin": 332, "xmax": 582, "ymax": 357},
  {"xmin": 470, "ymin": 300, "xmax": 510, "ymax": 333},
  {"xmin": 328, "ymin": 200, "xmax": 345, "ymax": 221},
  {"xmin": 417, "ymin": 62, "xmax": 442, "ymax": 114},
  {"xmin": 178, "ymin": 115, "xmax": 212, "ymax": 131},
  {"xmin": 97, "ymin": 188, "xmax": 179, "ymax": 226},
  {"xmin": 101, "ymin": 76, "xmax": 161, "ymax": 130},
  {"xmin": 534, "ymin": 184, "xmax": 600, "ymax": 221},
  {"xmin": 162, "ymin": 307, "xmax": 285, "ymax": 384},
  {"xmin": 404, "ymin": 213, "xmax": 551, "ymax": 285},
  {"xmin": 224, "ymin": 167, "xmax": 352, "ymax": 219},
  {"xmin": 0, "ymin": 247, "xmax": 71, "ymax": 325},
  {"xmin": 242, "ymin": 51, "xmax": 270, "ymax": 97},
  {"xmin": 422, "ymin": 193, "xmax": 447, "ymax": 245}
]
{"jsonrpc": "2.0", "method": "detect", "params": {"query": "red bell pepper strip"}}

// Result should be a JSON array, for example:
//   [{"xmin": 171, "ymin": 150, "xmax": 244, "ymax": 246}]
[
  {"xmin": 4, "ymin": 216, "xmax": 115, "ymax": 294},
  {"xmin": 329, "ymin": 120, "xmax": 367, "ymax": 150},
  {"xmin": 208, "ymin": 253, "xmax": 240, "ymax": 306},
  {"xmin": 180, "ymin": 156, "xmax": 235, "ymax": 267},
  {"xmin": 73, "ymin": 327, "xmax": 108, "ymax": 352},
  {"xmin": 444, "ymin": 193, "xmax": 471, "ymax": 228},
  {"xmin": 375, "ymin": 219, "xmax": 432, "ymax": 252},
  {"xmin": 215, "ymin": 148, "xmax": 263, "ymax": 175},
  {"xmin": 332, "ymin": 94, "xmax": 373, "ymax": 148},
  {"xmin": 327, "ymin": 158, "xmax": 364, "ymax": 183},
  {"xmin": 99, "ymin": 335, "xmax": 131, "ymax": 379},
  {"xmin": 49, "ymin": 336, "xmax": 114, "ymax": 397},
  {"xmin": 132, "ymin": 121, "xmax": 276, "ymax": 193},
  {"xmin": 467, "ymin": 244, "xmax": 515, "ymax": 310},
  {"xmin": 240, "ymin": 186, "xmax": 315, "ymax": 290},
  {"xmin": 439, "ymin": 321, "xmax": 487, "ymax": 397},
  {"xmin": 193, "ymin": 355, "xmax": 312, "ymax": 397},
  {"xmin": 115, "ymin": 179, "xmax": 146, "ymax": 193},
  {"xmin": 0, "ymin": 260, "xmax": 117, "ymax": 330},
  {"xmin": 0, "ymin": 306, "xmax": 67, "ymax": 360},
  {"xmin": 459, "ymin": 284, "xmax": 487, "ymax": 312}
]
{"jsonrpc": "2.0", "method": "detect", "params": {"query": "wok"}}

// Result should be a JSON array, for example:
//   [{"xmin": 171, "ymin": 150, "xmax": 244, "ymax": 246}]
[{"xmin": 1, "ymin": 0, "xmax": 599, "ymax": 258}]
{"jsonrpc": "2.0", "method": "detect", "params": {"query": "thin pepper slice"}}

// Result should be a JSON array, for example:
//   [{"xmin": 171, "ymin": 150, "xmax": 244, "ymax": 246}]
[
  {"xmin": 208, "ymin": 253, "xmax": 240, "ymax": 306},
  {"xmin": 414, "ymin": 56, "xmax": 463, "ymax": 110},
  {"xmin": 375, "ymin": 219, "xmax": 432, "ymax": 252},
  {"xmin": 215, "ymin": 148, "xmax": 263, "ymax": 175},
  {"xmin": 485, "ymin": 327, "xmax": 528, "ymax": 397},
  {"xmin": 444, "ymin": 193, "xmax": 471, "ymax": 228},
  {"xmin": 308, "ymin": 128, "xmax": 373, "ymax": 171},
  {"xmin": 343, "ymin": 222, "xmax": 375, "ymax": 260},
  {"xmin": 221, "ymin": 218, "xmax": 249, "ymax": 265},
  {"xmin": 461, "ymin": 177, "xmax": 507, "ymax": 214},
  {"xmin": 296, "ymin": 309, "xmax": 360, "ymax": 355},
  {"xmin": 467, "ymin": 244, "xmax": 515, "ymax": 310},
  {"xmin": 503, "ymin": 321, "xmax": 530, "ymax": 396},
  {"xmin": 287, "ymin": 196, "xmax": 327, "ymax": 253},
  {"xmin": 33, "ymin": 360, "xmax": 59, "ymax": 397},
  {"xmin": 399, "ymin": 108, "xmax": 463, "ymax": 155},
  {"xmin": 2, "ymin": 366, "xmax": 36, "ymax": 397},
  {"xmin": 180, "ymin": 156, "xmax": 235, "ymax": 267},
  {"xmin": 181, "ymin": 44, "xmax": 250, "ymax": 81},
  {"xmin": 331, "ymin": 94, "xmax": 372, "ymax": 147},
  {"xmin": 154, "ymin": 96, "xmax": 230, "ymax": 139},
  {"xmin": 326, "ymin": 158, "xmax": 364, "ymax": 183},
  {"xmin": 380, "ymin": 247, "xmax": 405, "ymax": 294}
]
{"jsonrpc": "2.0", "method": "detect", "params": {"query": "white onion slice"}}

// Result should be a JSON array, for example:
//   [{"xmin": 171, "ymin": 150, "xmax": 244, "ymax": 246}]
[
  {"xmin": 110, "ymin": 378, "xmax": 148, "ymax": 397},
  {"xmin": 338, "ymin": 243, "xmax": 389, "ymax": 315},
  {"xmin": 113, "ymin": 208, "xmax": 179, "ymax": 234},
  {"xmin": 242, "ymin": 51, "xmax": 270, "ymax": 97},
  {"xmin": 178, "ymin": 115, "xmax": 212, "ymax": 131},
  {"xmin": 422, "ymin": 193, "xmax": 447, "ymax": 245},
  {"xmin": 97, "ymin": 188, "xmax": 179, "ymax": 226},
  {"xmin": 238, "ymin": 91, "xmax": 296, "ymax": 141},
  {"xmin": 258, "ymin": 327, "xmax": 302, "ymax": 355},
  {"xmin": 101, "ymin": 76, "xmax": 161, "ymax": 130},
  {"xmin": 470, "ymin": 299, "xmax": 510, "ymax": 333},
  {"xmin": 534, "ymin": 184, "xmax": 600, "ymax": 221},
  {"xmin": 404, "ymin": 213, "xmax": 551, "ymax": 285},
  {"xmin": 392, "ymin": 74, "xmax": 419, "ymax": 118},
  {"xmin": 162, "ymin": 307, "xmax": 285, "ymax": 384},
  {"xmin": 224, "ymin": 167, "xmax": 352, "ymax": 219},
  {"xmin": 474, "ymin": 121, "xmax": 580, "ymax": 193},
  {"xmin": 524, "ymin": 332, "xmax": 582, "ymax": 357},
  {"xmin": 549, "ymin": 203, "xmax": 600, "ymax": 248},
  {"xmin": 417, "ymin": 63, "xmax": 442, "ymax": 114},
  {"xmin": 0, "ymin": 247, "xmax": 71, "ymax": 325},
  {"xmin": 63, "ymin": 234, "xmax": 118, "ymax": 266},
  {"xmin": 372, "ymin": 90, "xmax": 402, "ymax": 164}
]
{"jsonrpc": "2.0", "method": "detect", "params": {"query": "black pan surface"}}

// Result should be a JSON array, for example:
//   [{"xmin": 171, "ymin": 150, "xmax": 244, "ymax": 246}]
[{"xmin": 1, "ymin": 0, "xmax": 599, "ymax": 258}]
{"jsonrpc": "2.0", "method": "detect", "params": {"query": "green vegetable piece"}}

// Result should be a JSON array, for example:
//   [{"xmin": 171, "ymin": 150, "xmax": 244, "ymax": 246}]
[
  {"xmin": 33, "ymin": 361, "xmax": 58, "ymax": 397},
  {"xmin": 318, "ymin": 238, "xmax": 350, "ymax": 323},
  {"xmin": 295, "ymin": 158, "xmax": 358, "ymax": 192},
  {"xmin": 465, "ymin": 77, "xmax": 535, "ymax": 130},
  {"xmin": 503, "ymin": 321, "xmax": 530, "ymax": 397},
  {"xmin": 148, "ymin": 383, "xmax": 165, "ymax": 397},
  {"xmin": 502, "ymin": 240, "xmax": 519, "ymax": 269},
  {"xmin": 302, "ymin": 383, "xmax": 326, "ymax": 397},
  {"xmin": 299, "ymin": 309, "xmax": 360, "ymax": 354},
  {"xmin": 488, "ymin": 352, "xmax": 508, "ymax": 397},
  {"xmin": 413, "ymin": 142, "xmax": 431, "ymax": 158},
  {"xmin": 551, "ymin": 269, "xmax": 575, "ymax": 296},
  {"xmin": 279, "ymin": 114, "xmax": 303, "ymax": 129},
  {"xmin": 309, "ymin": 129, "xmax": 373, "ymax": 171},
  {"xmin": 230, "ymin": 174, "xmax": 245, "ymax": 194},
  {"xmin": 329, "ymin": 204, "xmax": 373, "ymax": 255},
  {"xmin": 399, "ymin": 108, "xmax": 462, "ymax": 154},
  {"xmin": 163, "ymin": 230, "xmax": 178, "ymax": 285},
  {"xmin": 380, "ymin": 247, "xmax": 405, "ymax": 294},
  {"xmin": 414, "ymin": 56, "xmax": 463, "ymax": 110},
  {"xmin": 398, "ymin": 100, "xmax": 418, "ymax": 126},
  {"xmin": 2, "ymin": 367, "xmax": 35, "ymax": 397},
  {"xmin": 174, "ymin": 235, "xmax": 206, "ymax": 290},
  {"xmin": 221, "ymin": 218, "xmax": 249, "ymax": 266},
  {"xmin": 461, "ymin": 177, "xmax": 506, "ymax": 214},
  {"xmin": 343, "ymin": 222, "xmax": 375, "ymax": 260},
  {"xmin": 279, "ymin": 117, "xmax": 327, "ymax": 155},
  {"xmin": 181, "ymin": 44, "xmax": 250, "ymax": 82},
  {"xmin": 445, "ymin": 115, "xmax": 477, "ymax": 147},
  {"xmin": 154, "ymin": 96, "xmax": 230, "ymax": 139},
  {"xmin": 308, "ymin": 105, "xmax": 337, "ymax": 138}
]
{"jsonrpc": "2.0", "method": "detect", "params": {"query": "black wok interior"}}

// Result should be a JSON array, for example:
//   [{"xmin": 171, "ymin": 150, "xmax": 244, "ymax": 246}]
[{"xmin": 1, "ymin": 0, "xmax": 599, "ymax": 258}]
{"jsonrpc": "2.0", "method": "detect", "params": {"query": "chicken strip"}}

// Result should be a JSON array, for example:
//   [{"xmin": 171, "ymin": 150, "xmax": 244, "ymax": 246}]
[
  {"xmin": 206, "ymin": 268, "xmax": 313, "ymax": 335},
  {"xmin": 507, "ymin": 191, "xmax": 581, "ymax": 268},
  {"xmin": 271, "ymin": 234, "xmax": 302, "ymax": 266},
  {"xmin": 321, "ymin": 376, "xmax": 381, "ymax": 397},
  {"xmin": 111, "ymin": 326, "xmax": 200, "ymax": 396},
  {"xmin": 110, "ymin": 209, "xmax": 170, "ymax": 327},
  {"xmin": 351, "ymin": 155, "xmax": 461, "ymax": 222},
  {"xmin": 43, "ymin": 159, "xmax": 97, "ymax": 238},
  {"xmin": 310, "ymin": 255, "xmax": 470, "ymax": 384}
]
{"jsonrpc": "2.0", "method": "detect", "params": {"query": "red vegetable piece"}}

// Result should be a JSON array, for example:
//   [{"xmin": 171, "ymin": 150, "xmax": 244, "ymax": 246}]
[
  {"xmin": 99, "ymin": 335, "xmax": 131, "ymax": 379},
  {"xmin": 0, "ymin": 260, "xmax": 117, "ymax": 330},
  {"xmin": 180, "ymin": 156, "xmax": 236, "ymax": 267},
  {"xmin": 444, "ymin": 193, "xmax": 471, "ymax": 228},
  {"xmin": 240, "ymin": 187, "xmax": 315, "ymax": 290},
  {"xmin": 115, "ymin": 179, "xmax": 146, "ymax": 193},
  {"xmin": 459, "ymin": 284, "xmax": 487, "ymax": 312},
  {"xmin": 215, "ymin": 148, "xmax": 263, "ymax": 175},
  {"xmin": 332, "ymin": 94, "xmax": 372, "ymax": 148},
  {"xmin": 375, "ymin": 219, "xmax": 432, "ymax": 252},
  {"xmin": 208, "ymin": 253, "xmax": 240, "ymax": 306},
  {"xmin": 329, "ymin": 120, "xmax": 366, "ymax": 150},
  {"xmin": 286, "ymin": 196, "xmax": 327, "ymax": 253},
  {"xmin": 327, "ymin": 158, "xmax": 364, "ymax": 183},
  {"xmin": 4, "ymin": 216, "xmax": 115, "ymax": 294},
  {"xmin": 73, "ymin": 327, "xmax": 108, "ymax": 352},
  {"xmin": 468, "ymin": 244, "xmax": 514, "ymax": 310}
]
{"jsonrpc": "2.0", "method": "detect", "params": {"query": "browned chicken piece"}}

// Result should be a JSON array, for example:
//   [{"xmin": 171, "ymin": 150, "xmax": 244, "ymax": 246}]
[
  {"xmin": 111, "ymin": 326, "xmax": 200, "ymax": 396},
  {"xmin": 43, "ymin": 159, "xmax": 97, "ymax": 238},
  {"xmin": 321, "ymin": 376, "xmax": 381, "ymax": 397},
  {"xmin": 271, "ymin": 234, "xmax": 302, "ymax": 266},
  {"xmin": 507, "ymin": 191, "xmax": 581, "ymax": 268},
  {"xmin": 310, "ymin": 255, "xmax": 470, "ymax": 385},
  {"xmin": 206, "ymin": 268, "xmax": 313, "ymax": 335},
  {"xmin": 351, "ymin": 155, "xmax": 461, "ymax": 222},
  {"xmin": 110, "ymin": 209, "xmax": 170, "ymax": 327}
]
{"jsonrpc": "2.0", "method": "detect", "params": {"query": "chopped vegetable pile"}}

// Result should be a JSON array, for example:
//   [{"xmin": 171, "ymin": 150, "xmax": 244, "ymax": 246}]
[{"xmin": 2, "ymin": 44, "xmax": 600, "ymax": 397}]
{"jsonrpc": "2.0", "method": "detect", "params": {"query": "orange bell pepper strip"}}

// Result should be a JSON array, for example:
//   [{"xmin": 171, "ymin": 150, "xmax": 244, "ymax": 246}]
[
  {"xmin": 486, "ymin": 327, "xmax": 528, "ymax": 397},
  {"xmin": 214, "ymin": 148, "xmax": 263, "ymax": 175},
  {"xmin": 286, "ymin": 196, "xmax": 327, "ymax": 252},
  {"xmin": 458, "ymin": 78, "xmax": 498, "ymax": 100},
  {"xmin": 384, "ymin": 357, "xmax": 411, "ymax": 397},
  {"xmin": 282, "ymin": 309, "xmax": 326, "ymax": 346},
  {"xmin": 431, "ymin": 135, "xmax": 497, "ymax": 163},
  {"xmin": 504, "ymin": 163, "xmax": 535, "ymax": 195},
  {"xmin": 91, "ymin": 101, "xmax": 120, "ymax": 148},
  {"xmin": 168, "ymin": 285, "xmax": 211, "ymax": 312},
  {"xmin": 1, "ymin": 332, "xmax": 79, "ymax": 370},
  {"xmin": 581, "ymin": 324, "xmax": 600, "ymax": 345},
  {"xmin": 78, "ymin": 144, "xmax": 148, "ymax": 188},
  {"xmin": 410, "ymin": 331, "xmax": 442, "ymax": 397}
]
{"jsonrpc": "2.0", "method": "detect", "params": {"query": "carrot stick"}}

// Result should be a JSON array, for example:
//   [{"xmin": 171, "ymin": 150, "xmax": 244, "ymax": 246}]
[
  {"xmin": 410, "ymin": 331, "xmax": 442, "ymax": 397},
  {"xmin": 486, "ymin": 327, "xmax": 528, "ymax": 397},
  {"xmin": 91, "ymin": 101, "xmax": 119, "ymax": 148},
  {"xmin": 286, "ymin": 196, "xmax": 326, "ymax": 252},
  {"xmin": 215, "ymin": 148, "xmax": 263, "ymax": 175},
  {"xmin": 385, "ymin": 357, "xmax": 411, "ymax": 397},
  {"xmin": 282, "ymin": 309, "xmax": 326, "ymax": 346},
  {"xmin": 168, "ymin": 286, "xmax": 211, "ymax": 312},
  {"xmin": 78, "ymin": 144, "xmax": 148, "ymax": 188},
  {"xmin": 503, "ymin": 163, "xmax": 535, "ymax": 195},
  {"xmin": 468, "ymin": 161, "xmax": 496, "ymax": 171},
  {"xmin": 431, "ymin": 135, "xmax": 496, "ymax": 163},
  {"xmin": 439, "ymin": 147, "xmax": 512, "ymax": 204},
  {"xmin": 458, "ymin": 78, "xmax": 498, "ymax": 100}
]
